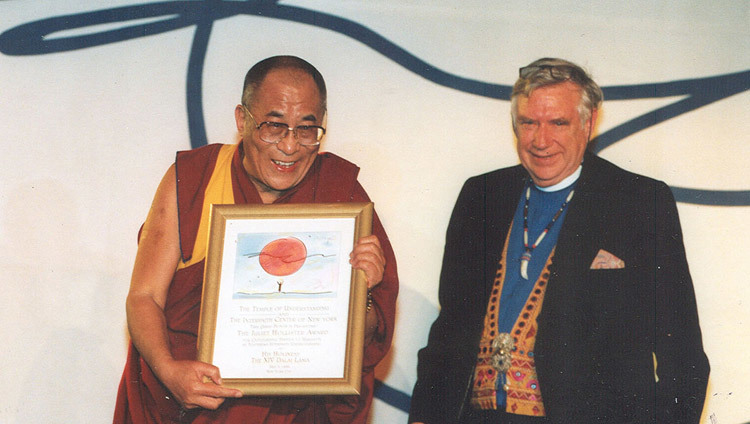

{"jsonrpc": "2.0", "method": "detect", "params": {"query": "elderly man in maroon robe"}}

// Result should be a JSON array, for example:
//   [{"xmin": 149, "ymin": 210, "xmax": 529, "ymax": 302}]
[{"xmin": 114, "ymin": 56, "xmax": 398, "ymax": 424}]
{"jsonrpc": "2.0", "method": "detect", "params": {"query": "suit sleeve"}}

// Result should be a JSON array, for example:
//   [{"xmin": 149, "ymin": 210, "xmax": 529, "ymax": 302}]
[{"xmin": 652, "ymin": 182, "xmax": 710, "ymax": 422}]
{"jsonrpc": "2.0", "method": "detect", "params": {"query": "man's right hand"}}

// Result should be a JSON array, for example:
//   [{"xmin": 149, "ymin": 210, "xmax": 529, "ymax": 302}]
[{"xmin": 157, "ymin": 359, "xmax": 243, "ymax": 410}]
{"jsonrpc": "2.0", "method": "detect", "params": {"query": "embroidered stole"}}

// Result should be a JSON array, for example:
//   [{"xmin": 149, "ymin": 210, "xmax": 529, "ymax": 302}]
[{"xmin": 470, "ymin": 228, "xmax": 552, "ymax": 416}]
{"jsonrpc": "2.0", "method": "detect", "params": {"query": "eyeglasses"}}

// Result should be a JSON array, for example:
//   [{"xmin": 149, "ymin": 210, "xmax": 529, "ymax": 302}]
[
  {"xmin": 519, "ymin": 64, "xmax": 567, "ymax": 78},
  {"xmin": 242, "ymin": 104, "xmax": 326, "ymax": 146}
]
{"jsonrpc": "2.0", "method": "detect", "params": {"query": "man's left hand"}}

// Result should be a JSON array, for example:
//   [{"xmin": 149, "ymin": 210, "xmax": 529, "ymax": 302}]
[{"xmin": 349, "ymin": 234, "xmax": 385, "ymax": 288}]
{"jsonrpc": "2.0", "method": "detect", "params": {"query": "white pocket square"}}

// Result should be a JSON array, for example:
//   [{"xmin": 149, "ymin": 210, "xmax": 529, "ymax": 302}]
[{"xmin": 590, "ymin": 249, "xmax": 625, "ymax": 269}]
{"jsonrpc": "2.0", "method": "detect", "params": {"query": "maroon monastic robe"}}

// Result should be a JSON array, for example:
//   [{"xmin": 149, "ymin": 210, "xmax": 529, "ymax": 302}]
[{"xmin": 114, "ymin": 143, "xmax": 398, "ymax": 423}]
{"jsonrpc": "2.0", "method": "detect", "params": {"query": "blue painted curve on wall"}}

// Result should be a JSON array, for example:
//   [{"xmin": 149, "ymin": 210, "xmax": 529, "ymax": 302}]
[{"xmin": 1, "ymin": 1, "xmax": 748, "ymax": 207}]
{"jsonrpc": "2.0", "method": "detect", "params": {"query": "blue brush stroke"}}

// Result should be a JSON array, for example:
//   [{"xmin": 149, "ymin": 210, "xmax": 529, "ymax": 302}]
[
  {"xmin": 1, "ymin": 1, "xmax": 748, "ymax": 411},
  {"xmin": 1, "ymin": 1, "xmax": 747, "ymax": 205},
  {"xmin": 374, "ymin": 378, "xmax": 412, "ymax": 415},
  {"xmin": 186, "ymin": 1, "xmax": 217, "ymax": 149}
]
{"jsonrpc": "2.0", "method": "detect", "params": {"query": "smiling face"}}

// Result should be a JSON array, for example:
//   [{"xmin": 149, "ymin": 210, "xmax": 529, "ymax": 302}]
[
  {"xmin": 235, "ymin": 68, "xmax": 324, "ymax": 203},
  {"xmin": 514, "ymin": 81, "xmax": 597, "ymax": 187}
]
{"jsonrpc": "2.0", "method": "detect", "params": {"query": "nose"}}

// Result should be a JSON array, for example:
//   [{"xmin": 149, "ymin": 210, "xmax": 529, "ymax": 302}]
[
  {"xmin": 275, "ymin": 129, "xmax": 301, "ymax": 155},
  {"xmin": 531, "ymin": 124, "xmax": 552, "ymax": 151}
]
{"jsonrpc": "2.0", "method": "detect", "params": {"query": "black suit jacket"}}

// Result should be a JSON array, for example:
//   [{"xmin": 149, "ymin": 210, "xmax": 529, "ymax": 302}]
[{"xmin": 409, "ymin": 154, "xmax": 709, "ymax": 423}]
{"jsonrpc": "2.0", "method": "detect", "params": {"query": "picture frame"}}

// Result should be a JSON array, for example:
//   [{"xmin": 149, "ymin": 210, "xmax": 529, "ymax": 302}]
[{"xmin": 196, "ymin": 202, "xmax": 373, "ymax": 396}]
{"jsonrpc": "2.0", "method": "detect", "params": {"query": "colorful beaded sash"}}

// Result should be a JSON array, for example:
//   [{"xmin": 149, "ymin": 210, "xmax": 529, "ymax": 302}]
[{"xmin": 470, "ymin": 229, "xmax": 553, "ymax": 417}]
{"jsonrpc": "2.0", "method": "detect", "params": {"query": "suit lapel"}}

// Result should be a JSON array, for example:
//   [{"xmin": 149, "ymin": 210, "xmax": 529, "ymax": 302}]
[
  {"xmin": 482, "ymin": 167, "xmax": 527, "ymax": 291},
  {"xmin": 551, "ymin": 155, "xmax": 608, "ymax": 274}
]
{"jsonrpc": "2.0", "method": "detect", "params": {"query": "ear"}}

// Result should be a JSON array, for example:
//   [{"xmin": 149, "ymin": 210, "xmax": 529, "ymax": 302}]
[
  {"xmin": 587, "ymin": 108, "xmax": 599, "ymax": 139},
  {"xmin": 235, "ymin": 104, "xmax": 246, "ymax": 133}
]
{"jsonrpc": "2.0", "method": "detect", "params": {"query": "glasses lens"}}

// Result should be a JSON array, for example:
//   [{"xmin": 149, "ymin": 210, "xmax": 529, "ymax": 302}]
[
  {"xmin": 296, "ymin": 126, "xmax": 325, "ymax": 145},
  {"xmin": 258, "ymin": 122, "xmax": 287, "ymax": 143}
]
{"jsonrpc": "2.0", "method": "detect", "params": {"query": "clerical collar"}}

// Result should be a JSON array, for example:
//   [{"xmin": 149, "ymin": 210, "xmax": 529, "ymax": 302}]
[{"xmin": 536, "ymin": 165, "xmax": 582, "ymax": 192}]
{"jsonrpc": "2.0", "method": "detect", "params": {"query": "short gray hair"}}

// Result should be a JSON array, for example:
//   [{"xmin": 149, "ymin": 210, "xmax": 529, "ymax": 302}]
[{"xmin": 511, "ymin": 58, "xmax": 603, "ymax": 127}]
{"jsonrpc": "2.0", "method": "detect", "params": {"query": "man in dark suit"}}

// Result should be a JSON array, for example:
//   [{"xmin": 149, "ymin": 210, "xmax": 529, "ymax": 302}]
[{"xmin": 409, "ymin": 58, "xmax": 709, "ymax": 424}]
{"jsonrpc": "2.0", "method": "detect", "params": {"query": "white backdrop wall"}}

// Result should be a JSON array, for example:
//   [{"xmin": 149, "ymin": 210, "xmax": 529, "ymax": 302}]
[{"xmin": 1, "ymin": 1, "xmax": 748, "ymax": 423}]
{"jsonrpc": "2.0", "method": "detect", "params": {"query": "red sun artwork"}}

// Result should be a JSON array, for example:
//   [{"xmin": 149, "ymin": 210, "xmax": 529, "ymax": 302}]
[{"xmin": 258, "ymin": 237, "xmax": 308, "ymax": 276}]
